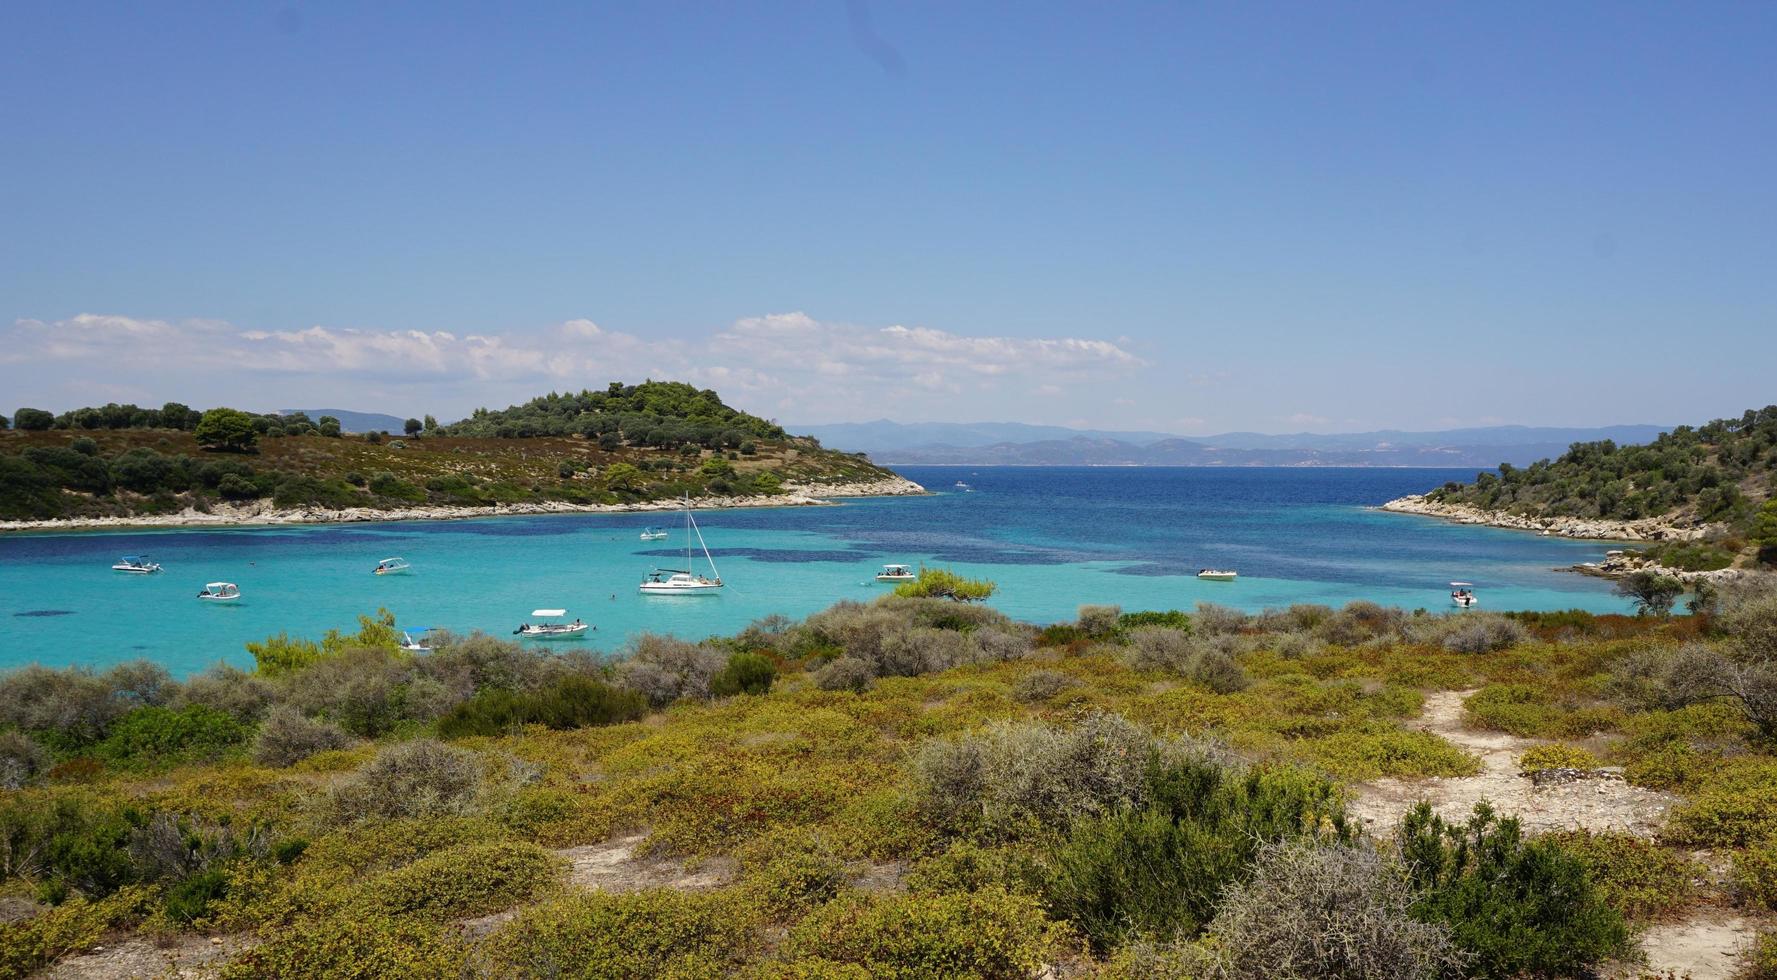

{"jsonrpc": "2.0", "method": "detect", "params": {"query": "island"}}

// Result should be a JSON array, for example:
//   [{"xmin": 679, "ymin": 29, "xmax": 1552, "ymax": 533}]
[{"xmin": 0, "ymin": 382, "xmax": 922, "ymax": 531}]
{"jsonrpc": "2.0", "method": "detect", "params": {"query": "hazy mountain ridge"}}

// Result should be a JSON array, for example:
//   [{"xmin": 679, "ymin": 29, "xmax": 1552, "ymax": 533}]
[{"xmin": 796, "ymin": 420, "xmax": 1673, "ymax": 468}]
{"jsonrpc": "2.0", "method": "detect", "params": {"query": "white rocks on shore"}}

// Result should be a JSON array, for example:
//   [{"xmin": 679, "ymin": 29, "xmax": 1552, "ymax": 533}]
[
  {"xmin": 0, "ymin": 475, "xmax": 927, "ymax": 533},
  {"xmin": 1378, "ymin": 493, "xmax": 1711, "ymax": 542}
]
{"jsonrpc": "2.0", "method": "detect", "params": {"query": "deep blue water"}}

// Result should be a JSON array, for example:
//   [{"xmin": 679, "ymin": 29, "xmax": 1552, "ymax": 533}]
[{"xmin": 0, "ymin": 467, "xmax": 1629, "ymax": 675}]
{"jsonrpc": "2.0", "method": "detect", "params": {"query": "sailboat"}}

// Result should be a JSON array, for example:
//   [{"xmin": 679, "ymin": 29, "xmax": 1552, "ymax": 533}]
[{"xmin": 639, "ymin": 496, "xmax": 724, "ymax": 595}]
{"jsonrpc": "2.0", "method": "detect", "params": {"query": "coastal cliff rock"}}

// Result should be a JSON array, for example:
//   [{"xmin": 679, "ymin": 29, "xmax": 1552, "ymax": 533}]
[
  {"xmin": 1379, "ymin": 494, "xmax": 1712, "ymax": 542},
  {"xmin": 0, "ymin": 474, "xmax": 927, "ymax": 532}
]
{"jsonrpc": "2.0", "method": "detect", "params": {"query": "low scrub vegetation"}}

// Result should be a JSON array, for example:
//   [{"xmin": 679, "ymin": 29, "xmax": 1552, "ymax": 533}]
[{"xmin": 2, "ymin": 579, "xmax": 1776, "ymax": 976}]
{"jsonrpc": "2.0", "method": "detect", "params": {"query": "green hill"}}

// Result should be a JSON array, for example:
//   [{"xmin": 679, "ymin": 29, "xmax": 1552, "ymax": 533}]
[
  {"xmin": 1426, "ymin": 404, "xmax": 1777, "ymax": 565},
  {"xmin": 0, "ymin": 382, "xmax": 899, "ymax": 523}
]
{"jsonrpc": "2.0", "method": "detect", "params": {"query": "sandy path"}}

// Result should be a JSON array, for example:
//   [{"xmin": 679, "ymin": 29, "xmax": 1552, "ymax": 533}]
[{"xmin": 1347, "ymin": 689, "xmax": 1676, "ymax": 836}]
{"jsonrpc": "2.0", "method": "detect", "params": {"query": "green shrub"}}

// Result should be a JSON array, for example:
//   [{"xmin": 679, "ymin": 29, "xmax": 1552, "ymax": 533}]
[
  {"xmin": 93, "ymin": 704, "xmax": 249, "ymax": 767},
  {"xmin": 163, "ymin": 868, "xmax": 229, "ymax": 925},
  {"xmin": 1546, "ymin": 829, "xmax": 1701, "ymax": 921},
  {"xmin": 1010, "ymin": 670, "xmax": 1078, "ymax": 704},
  {"xmin": 0, "ymin": 791, "xmax": 140, "ymax": 899},
  {"xmin": 711, "ymin": 652, "xmax": 777, "ymax": 698},
  {"xmin": 436, "ymin": 676, "xmax": 645, "ymax": 737},
  {"xmin": 737, "ymin": 828, "xmax": 848, "ymax": 918},
  {"xmin": 1734, "ymin": 836, "xmax": 1777, "ymax": 910},
  {"xmin": 1746, "ymin": 931, "xmax": 1777, "ymax": 980},
  {"xmin": 892, "ymin": 568, "xmax": 996, "ymax": 602},
  {"xmin": 1200, "ymin": 840, "xmax": 1462, "ymax": 980},
  {"xmin": 487, "ymin": 888, "xmax": 758, "ymax": 979},
  {"xmin": 0, "ymin": 731, "xmax": 49, "ymax": 790},
  {"xmin": 1043, "ymin": 758, "xmax": 1347, "ymax": 950},
  {"xmin": 813, "ymin": 657, "xmax": 874, "ymax": 693},
  {"xmin": 1463, "ymin": 684, "xmax": 1558, "ymax": 737},
  {"xmin": 1118, "ymin": 609, "xmax": 1192, "ymax": 632},
  {"xmin": 1664, "ymin": 770, "xmax": 1777, "ymax": 847},
  {"xmin": 780, "ymin": 888, "xmax": 1071, "ymax": 979},
  {"xmin": 1399, "ymin": 802, "xmax": 1628, "ymax": 978}
]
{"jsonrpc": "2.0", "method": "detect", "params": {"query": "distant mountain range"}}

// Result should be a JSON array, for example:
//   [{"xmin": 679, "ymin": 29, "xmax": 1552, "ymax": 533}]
[
  {"xmin": 281, "ymin": 408, "xmax": 409, "ymax": 434},
  {"xmin": 792, "ymin": 420, "xmax": 1674, "ymax": 468}
]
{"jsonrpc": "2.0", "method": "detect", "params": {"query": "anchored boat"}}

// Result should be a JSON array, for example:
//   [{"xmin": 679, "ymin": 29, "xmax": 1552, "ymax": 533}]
[
  {"xmin": 1197, "ymin": 569, "xmax": 1238, "ymax": 581},
  {"xmin": 112, "ymin": 555, "xmax": 162, "ymax": 574},
  {"xmin": 373, "ymin": 557, "xmax": 411, "ymax": 576},
  {"xmin": 197, "ymin": 582, "xmax": 241, "ymax": 602},
  {"xmin": 875, "ymin": 563, "xmax": 917, "ymax": 582},
  {"xmin": 515, "ymin": 609, "xmax": 589, "ymax": 640},
  {"xmin": 639, "ymin": 527, "xmax": 669, "ymax": 541},
  {"xmin": 640, "ymin": 497, "xmax": 723, "ymax": 595},
  {"xmin": 1450, "ymin": 582, "xmax": 1478, "ymax": 608}
]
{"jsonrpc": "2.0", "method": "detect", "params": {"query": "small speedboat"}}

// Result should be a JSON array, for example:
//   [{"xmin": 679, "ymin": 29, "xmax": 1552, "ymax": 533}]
[
  {"xmin": 197, "ymin": 582, "xmax": 241, "ymax": 602},
  {"xmin": 639, "ymin": 527, "xmax": 669, "ymax": 541},
  {"xmin": 514, "ymin": 609, "xmax": 590, "ymax": 640},
  {"xmin": 373, "ymin": 557, "xmax": 411, "ymax": 576},
  {"xmin": 954, "ymin": 481, "xmax": 973, "ymax": 492},
  {"xmin": 875, "ymin": 563, "xmax": 917, "ymax": 582},
  {"xmin": 1197, "ymin": 569, "xmax": 1238, "ymax": 581},
  {"xmin": 1450, "ymin": 582, "xmax": 1478, "ymax": 608},
  {"xmin": 112, "ymin": 555, "xmax": 161, "ymax": 574},
  {"xmin": 399, "ymin": 627, "xmax": 438, "ymax": 652}
]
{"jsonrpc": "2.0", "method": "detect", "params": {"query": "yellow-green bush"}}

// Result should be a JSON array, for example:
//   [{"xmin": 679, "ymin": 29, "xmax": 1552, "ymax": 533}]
[
  {"xmin": 0, "ymin": 885, "xmax": 154, "ymax": 979},
  {"xmin": 1545, "ymin": 829, "xmax": 1701, "ymax": 921},
  {"xmin": 1735, "ymin": 837, "xmax": 1777, "ymax": 910},
  {"xmin": 218, "ymin": 914, "xmax": 467, "ymax": 979},
  {"xmin": 1291, "ymin": 727, "xmax": 1480, "ymax": 780},
  {"xmin": 1664, "ymin": 764, "xmax": 1777, "ymax": 848},
  {"xmin": 484, "ymin": 888, "xmax": 760, "ymax": 979},
  {"xmin": 1520, "ymin": 744, "xmax": 1602, "ymax": 772},
  {"xmin": 778, "ymin": 888, "xmax": 1073, "ymax": 979},
  {"xmin": 736, "ymin": 828, "xmax": 849, "ymax": 918},
  {"xmin": 345, "ymin": 840, "xmax": 562, "ymax": 923}
]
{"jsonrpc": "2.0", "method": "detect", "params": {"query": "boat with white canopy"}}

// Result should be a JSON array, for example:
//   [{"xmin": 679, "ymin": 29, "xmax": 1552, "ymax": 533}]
[
  {"xmin": 373, "ymin": 557, "xmax": 411, "ymax": 576},
  {"xmin": 875, "ymin": 563, "xmax": 916, "ymax": 582},
  {"xmin": 640, "ymin": 497, "xmax": 724, "ymax": 595},
  {"xmin": 639, "ymin": 527, "xmax": 669, "ymax": 541},
  {"xmin": 112, "ymin": 555, "xmax": 162, "ymax": 574},
  {"xmin": 1450, "ymin": 582, "xmax": 1478, "ymax": 608},
  {"xmin": 197, "ymin": 582, "xmax": 241, "ymax": 602},
  {"xmin": 514, "ymin": 609, "xmax": 589, "ymax": 640},
  {"xmin": 1197, "ymin": 569, "xmax": 1238, "ymax": 581}
]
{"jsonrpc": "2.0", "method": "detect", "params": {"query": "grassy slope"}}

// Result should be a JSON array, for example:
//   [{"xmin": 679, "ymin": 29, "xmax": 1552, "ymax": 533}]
[
  {"xmin": 0, "ymin": 428, "xmax": 898, "ymax": 522},
  {"xmin": 5, "ymin": 601, "xmax": 1771, "ymax": 976}
]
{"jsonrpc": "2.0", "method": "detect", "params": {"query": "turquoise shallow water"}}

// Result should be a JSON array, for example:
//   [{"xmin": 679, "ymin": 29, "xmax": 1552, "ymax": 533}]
[{"xmin": 0, "ymin": 466, "xmax": 1631, "ymax": 675}]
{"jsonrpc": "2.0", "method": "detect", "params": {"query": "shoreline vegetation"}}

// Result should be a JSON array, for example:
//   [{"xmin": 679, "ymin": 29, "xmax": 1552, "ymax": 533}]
[
  {"xmin": 1382, "ymin": 405, "xmax": 1777, "ymax": 584},
  {"xmin": 1, "ymin": 382, "xmax": 919, "ymax": 532},
  {"xmin": 4, "ymin": 576, "xmax": 1777, "ymax": 977}
]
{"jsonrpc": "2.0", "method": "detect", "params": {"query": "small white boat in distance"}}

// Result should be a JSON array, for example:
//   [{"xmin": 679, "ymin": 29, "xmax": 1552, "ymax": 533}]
[
  {"xmin": 197, "ymin": 582, "xmax": 241, "ymax": 602},
  {"xmin": 515, "ymin": 609, "xmax": 589, "ymax": 640},
  {"xmin": 954, "ymin": 481, "xmax": 973, "ymax": 492},
  {"xmin": 640, "ymin": 497, "xmax": 724, "ymax": 595},
  {"xmin": 373, "ymin": 557, "xmax": 411, "ymax": 576},
  {"xmin": 399, "ymin": 627, "xmax": 438, "ymax": 652},
  {"xmin": 1198, "ymin": 569, "xmax": 1238, "ymax": 581},
  {"xmin": 876, "ymin": 563, "xmax": 916, "ymax": 582},
  {"xmin": 639, "ymin": 527, "xmax": 669, "ymax": 541},
  {"xmin": 1451, "ymin": 582, "xmax": 1478, "ymax": 608},
  {"xmin": 112, "ymin": 555, "xmax": 162, "ymax": 574}
]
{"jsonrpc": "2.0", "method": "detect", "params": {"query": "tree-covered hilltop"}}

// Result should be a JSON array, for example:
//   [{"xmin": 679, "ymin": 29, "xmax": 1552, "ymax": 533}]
[
  {"xmin": 0, "ymin": 384, "xmax": 898, "ymax": 522},
  {"xmin": 440, "ymin": 381, "xmax": 789, "ymax": 448},
  {"xmin": 1427, "ymin": 405, "xmax": 1777, "ymax": 563}
]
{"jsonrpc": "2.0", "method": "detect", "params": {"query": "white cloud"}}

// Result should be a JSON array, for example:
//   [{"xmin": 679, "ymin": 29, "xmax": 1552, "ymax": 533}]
[{"xmin": 4, "ymin": 311, "xmax": 1144, "ymax": 422}]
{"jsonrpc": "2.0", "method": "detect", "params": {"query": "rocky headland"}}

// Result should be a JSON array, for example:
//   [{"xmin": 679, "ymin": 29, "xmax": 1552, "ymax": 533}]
[
  {"xmin": 1378, "ymin": 493, "xmax": 1711, "ymax": 542},
  {"xmin": 0, "ymin": 474, "xmax": 926, "ymax": 533}
]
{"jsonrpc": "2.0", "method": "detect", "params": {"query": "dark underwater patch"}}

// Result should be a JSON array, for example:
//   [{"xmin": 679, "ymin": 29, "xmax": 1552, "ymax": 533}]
[{"xmin": 14, "ymin": 609, "xmax": 75, "ymax": 617}]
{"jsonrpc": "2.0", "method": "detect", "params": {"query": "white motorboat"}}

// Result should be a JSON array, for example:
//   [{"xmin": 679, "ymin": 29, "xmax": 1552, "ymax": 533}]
[
  {"xmin": 514, "ymin": 609, "xmax": 590, "ymax": 640},
  {"xmin": 373, "ymin": 557, "xmax": 412, "ymax": 576},
  {"xmin": 639, "ymin": 527, "xmax": 669, "ymax": 541},
  {"xmin": 640, "ymin": 497, "xmax": 724, "ymax": 595},
  {"xmin": 1450, "ymin": 582, "xmax": 1478, "ymax": 608},
  {"xmin": 399, "ymin": 627, "xmax": 438, "ymax": 652},
  {"xmin": 954, "ymin": 481, "xmax": 973, "ymax": 492},
  {"xmin": 112, "ymin": 555, "xmax": 162, "ymax": 574},
  {"xmin": 197, "ymin": 582, "xmax": 241, "ymax": 602},
  {"xmin": 875, "ymin": 563, "xmax": 917, "ymax": 582},
  {"xmin": 1197, "ymin": 569, "xmax": 1238, "ymax": 581}
]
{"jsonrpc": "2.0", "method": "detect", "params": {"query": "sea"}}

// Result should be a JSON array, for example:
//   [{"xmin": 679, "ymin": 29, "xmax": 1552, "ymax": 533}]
[{"xmin": 0, "ymin": 466, "xmax": 1631, "ymax": 676}]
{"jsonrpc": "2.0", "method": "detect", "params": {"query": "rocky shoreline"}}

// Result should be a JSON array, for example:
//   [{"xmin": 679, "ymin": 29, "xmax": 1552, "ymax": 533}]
[
  {"xmin": 1378, "ymin": 493, "xmax": 1708, "ymax": 542},
  {"xmin": 0, "ymin": 475, "xmax": 927, "ymax": 534}
]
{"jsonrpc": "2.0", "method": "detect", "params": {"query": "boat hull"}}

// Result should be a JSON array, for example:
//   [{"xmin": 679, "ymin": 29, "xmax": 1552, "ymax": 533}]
[
  {"xmin": 518, "ymin": 624, "xmax": 589, "ymax": 639},
  {"xmin": 638, "ymin": 583, "xmax": 723, "ymax": 595},
  {"xmin": 113, "ymin": 565, "xmax": 161, "ymax": 574},
  {"xmin": 1197, "ymin": 573, "xmax": 1237, "ymax": 581}
]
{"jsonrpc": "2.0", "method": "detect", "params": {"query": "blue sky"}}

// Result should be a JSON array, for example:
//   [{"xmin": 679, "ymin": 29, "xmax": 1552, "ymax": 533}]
[{"xmin": 2, "ymin": 2, "xmax": 1773, "ymax": 433}]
